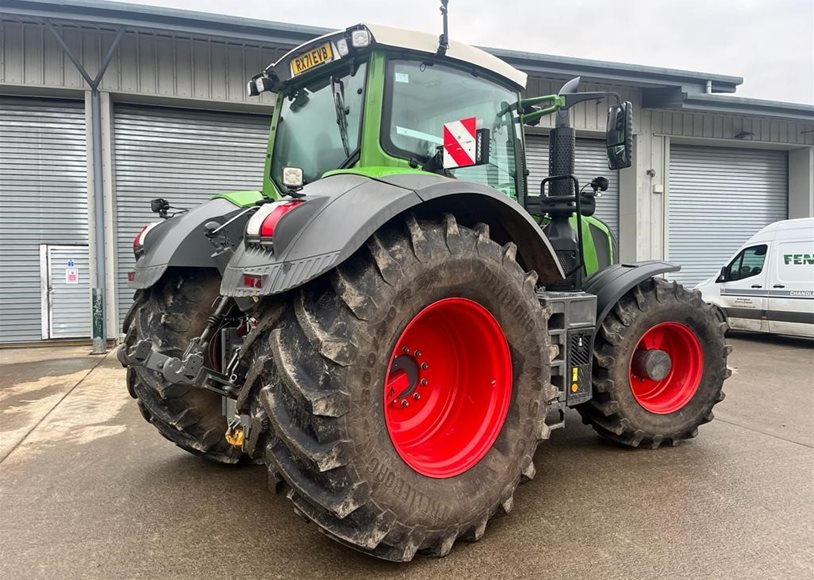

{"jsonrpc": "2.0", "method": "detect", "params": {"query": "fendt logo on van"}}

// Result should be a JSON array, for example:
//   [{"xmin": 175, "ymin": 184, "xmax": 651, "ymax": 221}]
[{"xmin": 783, "ymin": 253, "xmax": 814, "ymax": 265}]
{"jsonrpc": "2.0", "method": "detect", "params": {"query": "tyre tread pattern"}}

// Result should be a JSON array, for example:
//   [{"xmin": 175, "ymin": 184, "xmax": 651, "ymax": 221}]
[
  {"xmin": 578, "ymin": 277, "xmax": 730, "ymax": 448},
  {"xmin": 243, "ymin": 214, "xmax": 551, "ymax": 561},
  {"xmin": 123, "ymin": 270, "xmax": 243, "ymax": 464}
]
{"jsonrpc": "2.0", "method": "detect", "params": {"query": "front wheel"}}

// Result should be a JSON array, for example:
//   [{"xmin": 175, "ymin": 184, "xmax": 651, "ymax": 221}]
[
  {"xmin": 577, "ymin": 277, "xmax": 731, "ymax": 448},
  {"xmin": 242, "ymin": 214, "xmax": 554, "ymax": 561}
]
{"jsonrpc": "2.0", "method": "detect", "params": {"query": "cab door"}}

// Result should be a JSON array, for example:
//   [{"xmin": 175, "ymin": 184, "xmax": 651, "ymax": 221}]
[
  {"xmin": 768, "ymin": 239, "xmax": 814, "ymax": 337},
  {"xmin": 718, "ymin": 244, "xmax": 770, "ymax": 332}
]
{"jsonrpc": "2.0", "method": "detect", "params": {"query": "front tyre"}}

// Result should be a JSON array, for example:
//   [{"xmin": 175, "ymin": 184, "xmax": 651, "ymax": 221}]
[
  {"xmin": 244, "ymin": 215, "xmax": 553, "ymax": 561},
  {"xmin": 577, "ymin": 278, "xmax": 731, "ymax": 448}
]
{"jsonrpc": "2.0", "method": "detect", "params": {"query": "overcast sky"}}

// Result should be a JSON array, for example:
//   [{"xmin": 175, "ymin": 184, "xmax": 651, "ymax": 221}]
[{"xmin": 133, "ymin": 0, "xmax": 813, "ymax": 104}]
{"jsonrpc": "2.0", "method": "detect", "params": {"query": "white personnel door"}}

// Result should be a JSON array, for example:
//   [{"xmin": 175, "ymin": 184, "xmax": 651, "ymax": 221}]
[{"xmin": 40, "ymin": 245, "xmax": 91, "ymax": 339}]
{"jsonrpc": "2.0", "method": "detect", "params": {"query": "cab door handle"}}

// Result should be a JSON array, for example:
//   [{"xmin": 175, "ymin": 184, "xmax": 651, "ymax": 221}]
[
  {"xmin": 773, "ymin": 284, "xmax": 785, "ymax": 288},
  {"xmin": 751, "ymin": 284, "xmax": 762, "ymax": 288}
]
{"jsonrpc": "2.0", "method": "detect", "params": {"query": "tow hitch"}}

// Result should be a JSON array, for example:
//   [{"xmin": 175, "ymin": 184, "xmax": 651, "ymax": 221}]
[{"xmin": 116, "ymin": 296, "xmax": 243, "ymax": 399}]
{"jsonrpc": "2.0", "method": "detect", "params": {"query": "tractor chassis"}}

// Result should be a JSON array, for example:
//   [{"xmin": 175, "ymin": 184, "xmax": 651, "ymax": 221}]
[{"xmin": 118, "ymin": 287, "xmax": 600, "ymax": 452}]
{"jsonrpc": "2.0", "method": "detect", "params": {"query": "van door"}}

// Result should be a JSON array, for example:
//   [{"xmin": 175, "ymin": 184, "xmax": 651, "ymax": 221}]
[
  {"xmin": 718, "ymin": 244, "xmax": 770, "ymax": 332},
  {"xmin": 767, "ymin": 240, "xmax": 814, "ymax": 337}
]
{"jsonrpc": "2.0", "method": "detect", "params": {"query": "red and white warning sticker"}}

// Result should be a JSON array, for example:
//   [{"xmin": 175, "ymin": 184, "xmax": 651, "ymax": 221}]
[{"xmin": 443, "ymin": 116, "xmax": 477, "ymax": 169}]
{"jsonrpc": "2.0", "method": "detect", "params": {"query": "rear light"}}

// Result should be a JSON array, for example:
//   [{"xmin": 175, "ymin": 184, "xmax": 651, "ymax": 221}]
[
  {"xmin": 133, "ymin": 223, "xmax": 159, "ymax": 257},
  {"xmin": 246, "ymin": 201, "xmax": 303, "ymax": 246},
  {"xmin": 243, "ymin": 274, "xmax": 263, "ymax": 288}
]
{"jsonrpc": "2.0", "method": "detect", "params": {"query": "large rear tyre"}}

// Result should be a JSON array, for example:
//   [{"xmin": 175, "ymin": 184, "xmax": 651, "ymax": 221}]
[
  {"xmin": 242, "ymin": 215, "xmax": 554, "ymax": 561},
  {"xmin": 123, "ymin": 269, "xmax": 244, "ymax": 464},
  {"xmin": 577, "ymin": 278, "xmax": 731, "ymax": 448}
]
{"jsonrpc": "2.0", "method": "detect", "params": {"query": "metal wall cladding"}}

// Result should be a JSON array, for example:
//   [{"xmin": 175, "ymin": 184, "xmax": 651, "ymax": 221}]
[
  {"xmin": 0, "ymin": 98, "xmax": 88, "ymax": 343},
  {"xmin": 669, "ymin": 145, "xmax": 788, "ymax": 287},
  {"xmin": 113, "ymin": 104, "xmax": 270, "ymax": 326},
  {"xmin": 0, "ymin": 18, "xmax": 283, "ymax": 106},
  {"xmin": 525, "ymin": 134, "xmax": 620, "ymax": 236}
]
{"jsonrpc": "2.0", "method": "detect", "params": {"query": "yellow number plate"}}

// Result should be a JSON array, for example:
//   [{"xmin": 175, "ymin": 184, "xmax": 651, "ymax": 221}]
[{"xmin": 290, "ymin": 42, "xmax": 334, "ymax": 77}]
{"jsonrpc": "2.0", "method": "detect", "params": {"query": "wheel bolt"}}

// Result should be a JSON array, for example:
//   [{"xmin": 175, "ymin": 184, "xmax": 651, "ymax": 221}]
[
  {"xmin": 413, "ymin": 393, "xmax": 420, "ymax": 400},
  {"xmin": 421, "ymin": 362, "xmax": 428, "ymax": 370},
  {"xmin": 402, "ymin": 346, "xmax": 409, "ymax": 354},
  {"xmin": 420, "ymin": 378, "xmax": 428, "ymax": 386},
  {"xmin": 414, "ymin": 350, "xmax": 422, "ymax": 357},
  {"xmin": 401, "ymin": 399, "xmax": 409, "ymax": 407}
]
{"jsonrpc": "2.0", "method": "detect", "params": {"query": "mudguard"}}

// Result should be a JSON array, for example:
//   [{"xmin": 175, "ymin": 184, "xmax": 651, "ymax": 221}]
[
  {"xmin": 131, "ymin": 198, "xmax": 247, "ymax": 289},
  {"xmin": 583, "ymin": 261, "xmax": 681, "ymax": 327},
  {"xmin": 221, "ymin": 172, "xmax": 565, "ymax": 297}
]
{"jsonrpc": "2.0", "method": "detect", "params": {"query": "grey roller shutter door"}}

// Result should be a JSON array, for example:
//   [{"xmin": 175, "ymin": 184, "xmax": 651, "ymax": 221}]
[
  {"xmin": 669, "ymin": 145, "xmax": 788, "ymax": 287},
  {"xmin": 0, "ymin": 99, "xmax": 88, "ymax": 343},
  {"xmin": 113, "ymin": 105, "xmax": 270, "ymax": 326},
  {"xmin": 524, "ymin": 134, "xmax": 620, "ymax": 236}
]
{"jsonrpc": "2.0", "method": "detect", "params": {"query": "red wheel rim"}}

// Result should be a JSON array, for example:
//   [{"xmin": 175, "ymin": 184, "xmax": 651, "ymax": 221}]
[
  {"xmin": 383, "ymin": 298, "xmax": 512, "ymax": 478},
  {"xmin": 628, "ymin": 321, "xmax": 703, "ymax": 414}
]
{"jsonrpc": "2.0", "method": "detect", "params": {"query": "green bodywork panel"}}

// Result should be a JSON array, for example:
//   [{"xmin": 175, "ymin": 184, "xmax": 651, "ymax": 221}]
[
  {"xmin": 358, "ymin": 52, "xmax": 415, "ymax": 171},
  {"xmin": 211, "ymin": 190, "xmax": 264, "ymax": 207},
  {"xmin": 323, "ymin": 166, "xmax": 428, "ymax": 179},
  {"xmin": 574, "ymin": 215, "xmax": 615, "ymax": 276},
  {"xmin": 261, "ymin": 95, "xmax": 285, "ymax": 200}
]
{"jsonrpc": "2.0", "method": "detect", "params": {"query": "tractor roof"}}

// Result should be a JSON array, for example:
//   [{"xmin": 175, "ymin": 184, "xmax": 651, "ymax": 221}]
[{"xmin": 274, "ymin": 23, "xmax": 528, "ymax": 90}]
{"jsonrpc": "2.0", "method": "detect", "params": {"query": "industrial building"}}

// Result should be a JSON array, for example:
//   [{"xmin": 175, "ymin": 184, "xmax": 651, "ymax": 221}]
[{"xmin": 1, "ymin": 0, "xmax": 812, "ymax": 345}]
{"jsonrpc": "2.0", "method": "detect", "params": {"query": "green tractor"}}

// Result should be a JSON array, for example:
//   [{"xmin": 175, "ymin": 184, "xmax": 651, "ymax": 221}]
[{"xmin": 118, "ymin": 6, "xmax": 730, "ymax": 561}]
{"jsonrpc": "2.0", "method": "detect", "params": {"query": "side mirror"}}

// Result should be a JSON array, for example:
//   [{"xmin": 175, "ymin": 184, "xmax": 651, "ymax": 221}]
[
  {"xmin": 606, "ymin": 101, "xmax": 633, "ymax": 170},
  {"xmin": 717, "ymin": 266, "xmax": 728, "ymax": 283}
]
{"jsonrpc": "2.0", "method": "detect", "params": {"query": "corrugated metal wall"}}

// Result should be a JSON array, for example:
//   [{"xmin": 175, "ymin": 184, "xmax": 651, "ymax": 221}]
[
  {"xmin": 648, "ymin": 108, "xmax": 814, "ymax": 147},
  {"xmin": 113, "ymin": 104, "xmax": 270, "ymax": 326},
  {"xmin": 525, "ymin": 134, "xmax": 620, "ymax": 235},
  {"xmin": 669, "ymin": 145, "xmax": 788, "ymax": 286},
  {"xmin": 0, "ymin": 98, "xmax": 88, "ymax": 343},
  {"xmin": 0, "ymin": 17, "xmax": 284, "ymax": 106}
]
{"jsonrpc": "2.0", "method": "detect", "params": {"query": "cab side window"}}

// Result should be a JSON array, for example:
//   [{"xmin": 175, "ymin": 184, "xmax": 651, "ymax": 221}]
[{"xmin": 724, "ymin": 244, "xmax": 768, "ymax": 281}]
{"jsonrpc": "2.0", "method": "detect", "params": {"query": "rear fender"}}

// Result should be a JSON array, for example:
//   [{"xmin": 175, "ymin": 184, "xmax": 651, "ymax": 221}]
[
  {"xmin": 131, "ymin": 198, "xmax": 248, "ymax": 289},
  {"xmin": 220, "ymin": 173, "xmax": 565, "ymax": 297},
  {"xmin": 583, "ymin": 261, "xmax": 681, "ymax": 327}
]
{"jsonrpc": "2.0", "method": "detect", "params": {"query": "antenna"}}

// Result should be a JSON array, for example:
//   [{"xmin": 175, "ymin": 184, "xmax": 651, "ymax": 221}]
[{"xmin": 436, "ymin": 0, "xmax": 449, "ymax": 57}]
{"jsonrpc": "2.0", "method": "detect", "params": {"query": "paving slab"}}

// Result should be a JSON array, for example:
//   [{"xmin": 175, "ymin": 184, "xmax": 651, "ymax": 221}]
[
  {"xmin": 0, "ymin": 335, "xmax": 812, "ymax": 579},
  {"xmin": 0, "ymin": 346, "xmax": 105, "ymax": 461}
]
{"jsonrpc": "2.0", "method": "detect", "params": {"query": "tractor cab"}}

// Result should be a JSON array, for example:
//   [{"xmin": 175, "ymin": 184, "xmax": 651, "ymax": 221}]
[
  {"xmin": 249, "ymin": 23, "xmax": 529, "ymax": 199},
  {"xmin": 249, "ymin": 22, "xmax": 632, "ymax": 288}
]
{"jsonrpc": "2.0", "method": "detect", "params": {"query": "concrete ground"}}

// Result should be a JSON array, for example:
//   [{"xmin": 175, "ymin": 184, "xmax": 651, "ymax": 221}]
[{"xmin": 1, "ymin": 334, "xmax": 812, "ymax": 579}]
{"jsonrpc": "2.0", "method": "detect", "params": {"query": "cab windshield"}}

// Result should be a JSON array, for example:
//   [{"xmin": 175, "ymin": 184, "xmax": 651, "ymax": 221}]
[
  {"xmin": 271, "ymin": 61, "xmax": 367, "ymax": 190},
  {"xmin": 383, "ymin": 60, "xmax": 522, "ymax": 198}
]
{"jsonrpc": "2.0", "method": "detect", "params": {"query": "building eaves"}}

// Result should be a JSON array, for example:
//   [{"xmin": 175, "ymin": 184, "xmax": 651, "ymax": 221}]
[{"xmin": 2, "ymin": 0, "xmax": 744, "ymax": 94}]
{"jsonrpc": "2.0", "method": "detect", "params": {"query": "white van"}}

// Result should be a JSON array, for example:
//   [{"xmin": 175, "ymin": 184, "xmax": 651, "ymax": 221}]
[{"xmin": 695, "ymin": 217, "xmax": 814, "ymax": 338}]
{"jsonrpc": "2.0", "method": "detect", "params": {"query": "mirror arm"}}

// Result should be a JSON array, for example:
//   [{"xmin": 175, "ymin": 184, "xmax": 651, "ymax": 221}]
[
  {"xmin": 563, "ymin": 91, "xmax": 621, "ymax": 108},
  {"xmin": 520, "ymin": 95, "xmax": 565, "ymax": 125}
]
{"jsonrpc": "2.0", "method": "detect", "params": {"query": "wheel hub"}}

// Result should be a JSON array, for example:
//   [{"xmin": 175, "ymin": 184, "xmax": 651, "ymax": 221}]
[
  {"xmin": 386, "ymin": 353, "xmax": 422, "ymax": 406},
  {"xmin": 383, "ymin": 298, "xmax": 512, "ymax": 479},
  {"xmin": 631, "ymin": 349, "xmax": 672, "ymax": 381},
  {"xmin": 628, "ymin": 321, "xmax": 703, "ymax": 414}
]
